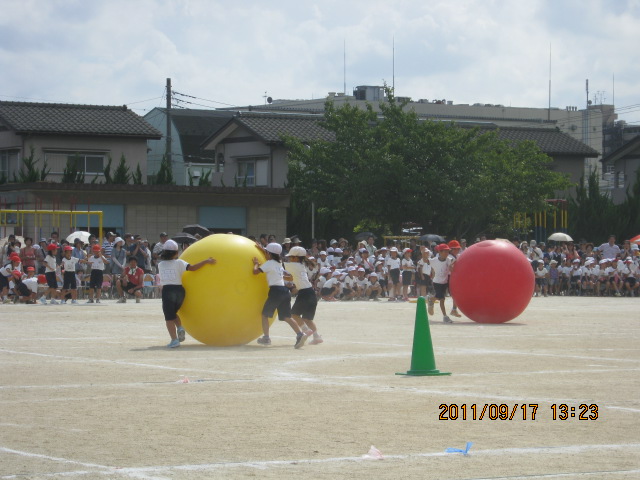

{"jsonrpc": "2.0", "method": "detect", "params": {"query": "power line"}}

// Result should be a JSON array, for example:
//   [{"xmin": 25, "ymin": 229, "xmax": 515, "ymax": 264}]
[{"xmin": 172, "ymin": 90, "xmax": 236, "ymax": 107}]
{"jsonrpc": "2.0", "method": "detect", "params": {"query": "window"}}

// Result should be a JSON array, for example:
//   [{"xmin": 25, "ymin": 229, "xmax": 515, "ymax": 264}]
[
  {"xmin": 45, "ymin": 151, "xmax": 106, "ymax": 178},
  {"xmin": 236, "ymin": 160, "xmax": 255, "ymax": 186},
  {"xmin": 235, "ymin": 156, "xmax": 268, "ymax": 187},
  {"xmin": 0, "ymin": 150, "xmax": 19, "ymax": 180}
]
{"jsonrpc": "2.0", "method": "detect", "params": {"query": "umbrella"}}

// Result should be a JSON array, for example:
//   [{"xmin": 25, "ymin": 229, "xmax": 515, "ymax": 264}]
[
  {"xmin": 630, "ymin": 234, "xmax": 640, "ymax": 244},
  {"xmin": 354, "ymin": 232, "xmax": 376, "ymax": 241},
  {"xmin": 548, "ymin": 232, "xmax": 573, "ymax": 242},
  {"xmin": 172, "ymin": 232, "xmax": 198, "ymax": 244},
  {"xmin": 182, "ymin": 224, "xmax": 210, "ymax": 237},
  {"xmin": 66, "ymin": 231, "xmax": 92, "ymax": 244},
  {"xmin": 419, "ymin": 234, "xmax": 445, "ymax": 243}
]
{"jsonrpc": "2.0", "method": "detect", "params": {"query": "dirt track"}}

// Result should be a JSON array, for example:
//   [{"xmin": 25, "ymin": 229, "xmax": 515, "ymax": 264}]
[{"xmin": 1, "ymin": 296, "xmax": 639, "ymax": 479}]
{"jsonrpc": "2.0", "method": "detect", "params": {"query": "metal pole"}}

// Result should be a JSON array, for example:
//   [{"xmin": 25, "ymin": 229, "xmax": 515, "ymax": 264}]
[
  {"xmin": 166, "ymin": 78, "xmax": 172, "ymax": 168},
  {"xmin": 311, "ymin": 201, "xmax": 315, "ymax": 240}
]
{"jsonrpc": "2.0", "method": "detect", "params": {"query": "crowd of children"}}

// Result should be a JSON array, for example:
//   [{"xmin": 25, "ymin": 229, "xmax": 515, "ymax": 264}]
[{"xmin": 2, "ymin": 231, "xmax": 638, "ymax": 348}]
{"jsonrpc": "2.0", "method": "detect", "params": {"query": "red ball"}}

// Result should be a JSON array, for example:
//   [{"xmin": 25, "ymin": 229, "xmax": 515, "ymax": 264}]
[{"xmin": 449, "ymin": 240, "xmax": 534, "ymax": 323}]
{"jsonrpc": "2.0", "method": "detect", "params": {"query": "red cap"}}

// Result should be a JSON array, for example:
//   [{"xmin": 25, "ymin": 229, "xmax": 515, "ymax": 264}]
[
  {"xmin": 63, "ymin": 245, "xmax": 73, "ymax": 252},
  {"xmin": 9, "ymin": 253, "xmax": 21, "ymax": 261},
  {"xmin": 448, "ymin": 240, "xmax": 461, "ymax": 249},
  {"xmin": 47, "ymin": 243, "xmax": 58, "ymax": 251},
  {"xmin": 27, "ymin": 266, "xmax": 35, "ymax": 272},
  {"xmin": 437, "ymin": 243, "xmax": 451, "ymax": 252},
  {"xmin": 92, "ymin": 244, "xmax": 101, "ymax": 252},
  {"xmin": 37, "ymin": 274, "xmax": 47, "ymax": 284},
  {"xmin": 12, "ymin": 270, "xmax": 22, "ymax": 277}
]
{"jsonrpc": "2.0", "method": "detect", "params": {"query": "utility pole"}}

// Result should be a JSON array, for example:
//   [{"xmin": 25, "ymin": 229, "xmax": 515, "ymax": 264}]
[{"xmin": 165, "ymin": 78, "xmax": 172, "ymax": 167}]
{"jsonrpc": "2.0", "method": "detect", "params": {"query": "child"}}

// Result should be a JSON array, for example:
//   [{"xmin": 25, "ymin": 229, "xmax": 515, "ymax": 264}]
[
  {"xmin": 284, "ymin": 246, "xmax": 323, "ymax": 345},
  {"xmin": 447, "ymin": 240, "xmax": 462, "ymax": 317},
  {"xmin": 253, "ymin": 242, "xmax": 306, "ymax": 348},
  {"xmin": 13, "ymin": 267, "xmax": 38, "ymax": 303},
  {"xmin": 428, "ymin": 243, "xmax": 455, "ymax": 323},
  {"xmin": 1, "ymin": 253, "xmax": 22, "ymax": 303},
  {"xmin": 534, "ymin": 261, "xmax": 549, "ymax": 297},
  {"xmin": 385, "ymin": 247, "xmax": 401, "ymax": 301},
  {"xmin": 318, "ymin": 268, "xmax": 339, "ymax": 301},
  {"xmin": 40, "ymin": 244, "xmax": 61, "ymax": 304},
  {"xmin": 416, "ymin": 247, "xmax": 433, "ymax": 299},
  {"xmin": 548, "ymin": 260, "xmax": 560, "ymax": 296},
  {"xmin": 61, "ymin": 245, "xmax": 84, "ymax": 304},
  {"xmin": 400, "ymin": 248, "xmax": 415, "ymax": 301},
  {"xmin": 116, "ymin": 257, "xmax": 145, "ymax": 303},
  {"xmin": 158, "ymin": 239, "xmax": 215, "ymax": 348},
  {"xmin": 86, "ymin": 244, "xmax": 110, "ymax": 303},
  {"xmin": 375, "ymin": 258, "xmax": 388, "ymax": 298},
  {"xmin": 365, "ymin": 271, "xmax": 383, "ymax": 300}
]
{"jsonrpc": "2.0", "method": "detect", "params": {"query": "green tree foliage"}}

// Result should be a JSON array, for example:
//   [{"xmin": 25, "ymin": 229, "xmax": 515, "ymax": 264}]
[
  {"xmin": 569, "ymin": 169, "xmax": 640, "ymax": 243},
  {"xmin": 61, "ymin": 155, "xmax": 85, "ymax": 184},
  {"xmin": 12, "ymin": 145, "xmax": 50, "ymax": 183},
  {"xmin": 103, "ymin": 155, "xmax": 114, "ymax": 184},
  {"xmin": 188, "ymin": 169, "xmax": 212, "ymax": 187},
  {"xmin": 112, "ymin": 154, "xmax": 131, "ymax": 184},
  {"xmin": 286, "ymin": 89, "xmax": 570, "ymax": 240},
  {"xmin": 132, "ymin": 164, "xmax": 144, "ymax": 185},
  {"xmin": 152, "ymin": 155, "xmax": 175, "ymax": 185}
]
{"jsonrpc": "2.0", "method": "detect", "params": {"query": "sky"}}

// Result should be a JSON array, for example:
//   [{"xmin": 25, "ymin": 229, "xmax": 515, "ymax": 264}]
[{"xmin": 1, "ymin": 0, "xmax": 639, "ymax": 125}]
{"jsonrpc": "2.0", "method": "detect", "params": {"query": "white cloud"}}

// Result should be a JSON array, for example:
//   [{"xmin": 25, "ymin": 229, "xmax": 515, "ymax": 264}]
[{"xmin": 0, "ymin": 0, "xmax": 638, "ymax": 123}]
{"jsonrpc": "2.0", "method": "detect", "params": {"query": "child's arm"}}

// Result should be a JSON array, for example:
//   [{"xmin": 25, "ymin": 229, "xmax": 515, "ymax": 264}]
[
  {"xmin": 187, "ymin": 257, "xmax": 216, "ymax": 271},
  {"xmin": 252, "ymin": 257, "xmax": 262, "ymax": 275}
]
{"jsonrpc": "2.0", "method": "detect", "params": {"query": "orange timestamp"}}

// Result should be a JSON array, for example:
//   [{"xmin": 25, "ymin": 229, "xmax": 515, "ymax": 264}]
[{"xmin": 439, "ymin": 403, "xmax": 599, "ymax": 421}]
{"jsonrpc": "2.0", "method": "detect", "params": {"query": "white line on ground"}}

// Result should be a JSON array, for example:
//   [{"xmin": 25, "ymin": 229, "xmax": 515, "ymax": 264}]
[{"xmin": 4, "ymin": 442, "xmax": 637, "ymax": 479}]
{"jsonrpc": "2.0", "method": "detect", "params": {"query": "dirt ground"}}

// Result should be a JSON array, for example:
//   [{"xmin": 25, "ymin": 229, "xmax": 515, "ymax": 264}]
[{"xmin": 1, "ymin": 295, "xmax": 639, "ymax": 480}]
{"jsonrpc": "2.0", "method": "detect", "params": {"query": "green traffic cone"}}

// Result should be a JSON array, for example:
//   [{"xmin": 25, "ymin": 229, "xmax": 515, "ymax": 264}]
[{"xmin": 396, "ymin": 296, "xmax": 451, "ymax": 376}]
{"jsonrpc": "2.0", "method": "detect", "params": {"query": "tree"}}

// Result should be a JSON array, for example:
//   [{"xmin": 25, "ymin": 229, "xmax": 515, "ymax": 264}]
[
  {"xmin": 103, "ymin": 155, "xmax": 114, "ymax": 184},
  {"xmin": 12, "ymin": 145, "xmax": 50, "ymax": 183},
  {"xmin": 112, "ymin": 154, "xmax": 131, "ymax": 184},
  {"xmin": 132, "ymin": 164, "xmax": 144, "ymax": 185},
  {"xmin": 61, "ymin": 155, "xmax": 85, "ymax": 183},
  {"xmin": 286, "ymin": 88, "xmax": 571, "ymax": 240},
  {"xmin": 152, "ymin": 155, "xmax": 174, "ymax": 185}
]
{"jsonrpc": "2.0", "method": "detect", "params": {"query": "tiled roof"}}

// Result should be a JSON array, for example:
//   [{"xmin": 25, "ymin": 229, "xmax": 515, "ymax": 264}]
[
  {"xmin": 479, "ymin": 126, "xmax": 600, "ymax": 157},
  {"xmin": 206, "ymin": 112, "xmax": 598, "ymax": 158},
  {"xmin": 233, "ymin": 112, "xmax": 335, "ymax": 143},
  {"xmin": 0, "ymin": 101, "xmax": 162, "ymax": 138},
  {"xmin": 601, "ymin": 134, "xmax": 640, "ymax": 164},
  {"xmin": 169, "ymin": 109, "xmax": 235, "ymax": 160}
]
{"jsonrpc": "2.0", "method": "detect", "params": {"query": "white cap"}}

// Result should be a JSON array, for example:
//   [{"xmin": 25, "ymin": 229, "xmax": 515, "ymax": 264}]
[
  {"xmin": 114, "ymin": 237, "xmax": 124, "ymax": 245},
  {"xmin": 319, "ymin": 267, "xmax": 331, "ymax": 275},
  {"xmin": 265, "ymin": 243, "xmax": 282, "ymax": 255},
  {"xmin": 319, "ymin": 250, "xmax": 327, "ymax": 255},
  {"xmin": 357, "ymin": 267, "xmax": 365, "ymax": 272},
  {"xmin": 163, "ymin": 239, "xmax": 179, "ymax": 251},
  {"xmin": 287, "ymin": 246, "xmax": 307, "ymax": 256},
  {"xmin": 390, "ymin": 247, "xmax": 398, "ymax": 252},
  {"xmin": 334, "ymin": 248, "xmax": 343, "ymax": 254},
  {"xmin": 330, "ymin": 239, "xmax": 337, "ymax": 245},
  {"xmin": 347, "ymin": 266, "xmax": 356, "ymax": 271},
  {"xmin": 369, "ymin": 272, "xmax": 378, "ymax": 277}
]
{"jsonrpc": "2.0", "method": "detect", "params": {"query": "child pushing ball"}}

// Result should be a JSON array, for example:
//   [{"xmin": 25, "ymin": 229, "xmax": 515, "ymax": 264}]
[{"xmin": 158, "ymin": 239, "xmax": 216, "ymax": 348}]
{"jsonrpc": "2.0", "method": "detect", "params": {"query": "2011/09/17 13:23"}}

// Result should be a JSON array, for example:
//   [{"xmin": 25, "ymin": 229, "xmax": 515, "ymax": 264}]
[{"xmin": 438, "ymin": 403, "xmax": 599, "ymax": 421}]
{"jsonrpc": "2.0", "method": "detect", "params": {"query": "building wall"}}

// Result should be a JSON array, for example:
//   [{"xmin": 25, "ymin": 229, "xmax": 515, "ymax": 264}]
[
  {"xmin": 611, "ymin": 156, "xmax": 640, "ymax": 204},
  {"xmin": 0, "ymin": 186, "xmax": 288, "ymax": 244},
  {"xmin": 0, "ymin": 133, "xmax": 149, "ymax": 182}
]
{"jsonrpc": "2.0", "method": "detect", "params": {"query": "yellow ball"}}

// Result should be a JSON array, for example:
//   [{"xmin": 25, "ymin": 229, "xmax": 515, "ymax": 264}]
[{"xmin": 178, "ymin": 234, "xmax": 273, "ymax": 346}]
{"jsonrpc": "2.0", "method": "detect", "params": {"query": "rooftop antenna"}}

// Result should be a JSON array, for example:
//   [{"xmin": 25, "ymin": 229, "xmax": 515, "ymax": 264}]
[
  {"xmin": 392, "ymin": 35, "xmax": 395, "ymax": 92},
  {"xmin": 343, "ymin": 39, "xmax": 346, "ymax": 95},
  {"xmin": 547, "ymin": 44, "xmax": 551, "ymax": 121}
]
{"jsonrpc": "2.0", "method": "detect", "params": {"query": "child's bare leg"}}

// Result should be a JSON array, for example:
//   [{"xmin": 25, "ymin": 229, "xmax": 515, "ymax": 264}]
[
  {"xmin": 166, "ymin": 319, "xmax": 178, "ymax": 340},
  {"xmin": 283, "ymin": 317, "xmax": 302, "ymax": 334},
  {"xmin": 261, "ymin": 315, "xmax": 270, "ymax": 337},
  {"xmin": 439, "ymin": 298, "xmax": 447, "ymax": 315}
]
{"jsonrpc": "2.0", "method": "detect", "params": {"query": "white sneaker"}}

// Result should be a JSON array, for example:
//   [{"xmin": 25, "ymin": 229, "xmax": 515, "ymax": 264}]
[
  {"xmin": 309, "ymin": 335, "xmax": 323, "ymax": 345},
  {"xmin": 71, "ymin": 300, "xmax": 78, "ymax": 304},
  {"xmin": 135, "ymin": 297, "xmax": 140, "ymax": 303},
  {"xmin": 117, "ymin": 297, "xmax": 126, "ymax": 303},
  {"xmin": 50, "ymin": 299, "xmax": 59, "ymax": 305},
  {"xmin": 40, "ymin": 297, "xmax": 47, "ymax": 304},
  {"xmin": 443, "ymin": 316, "xmax": 453, "ymax": 324}
]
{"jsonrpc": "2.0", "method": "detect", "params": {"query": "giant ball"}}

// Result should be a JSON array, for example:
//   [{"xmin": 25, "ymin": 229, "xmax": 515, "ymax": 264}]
[
  {"xmin": 449, "ymin": 240, "xmax": 534, "ymax": 324},
  {"xmin": 178, "ymin": 234, "xmax": 272, "ymax": 346}
]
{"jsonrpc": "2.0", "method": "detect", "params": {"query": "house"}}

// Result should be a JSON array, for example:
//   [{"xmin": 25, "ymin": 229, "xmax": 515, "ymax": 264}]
[
  {"xmin": 143, "ymin": 108, "xmax": 235, "ymax": 185},
  {"xmin": 0, "ymin": 101, "xmax": 162, "ymax": 183},
  {"xmin": 600, "ymin": 134, "xmax": 640, "ymax": 204},
  {"xmin": 201, "ymin": 112, "xmax": 334, "ymax": 188},
  {"xmin": 0, "ymin": 102, "xmax": 289, "ymax": 241},
  {"xmin": 202, "ymin": 112, "xmax": 598, "ymax": 195}
]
